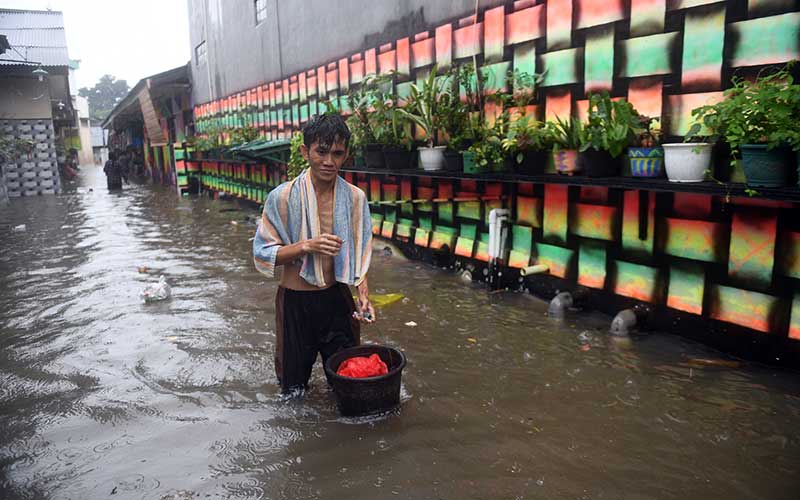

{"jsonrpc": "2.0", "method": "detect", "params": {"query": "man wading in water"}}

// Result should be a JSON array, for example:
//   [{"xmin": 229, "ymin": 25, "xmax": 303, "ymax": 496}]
[{"xmin": 253, "ymin": 114, "xmax": 375, "ymax": 394}]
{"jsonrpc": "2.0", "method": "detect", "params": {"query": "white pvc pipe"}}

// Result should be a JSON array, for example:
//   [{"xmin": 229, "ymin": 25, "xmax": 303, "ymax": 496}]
[
  {"xmin": 488, "ymin": 208, "xmax": 509, "ymax": 260},
  {"xmin": 519, "ymin": 264, "xmax": 549, "ymax": 276}
]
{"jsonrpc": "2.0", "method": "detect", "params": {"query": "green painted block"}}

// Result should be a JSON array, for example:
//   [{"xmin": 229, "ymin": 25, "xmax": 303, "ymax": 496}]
[
  {"xmin": 438, "ymin": 202, "xmax": 454, "ymax": 224},
  {"xmin": 457, "ymin": 200, "xmax": 481, "ymax": 220},
  {"xmin": 622, "ymin": 190, "xmax": 655, "ymax": 256},
  {"xmin": 711, "ymin": 285, "xmax": 777, "ymax": 333},
  {"xmin": 396, "ymin": 82, "xmax": 413, "ymax": 101},
  {"xmin": 584, "ymin": 26, "xmax": 615, "ymax": 91},
  {"xmin": 534, "ymin": 242, "xmax": 574, "ymax": 279},
  {"xmin": 513, "ymin": 42, "xmax": 537, "ymax": 76},
  {"xmin": 614, "ymin": 260, "xmax": 658, "ymax": 302},
  {"xmin": 619, "ymin": 33, "xmax": 677, "ymax": 78},
  {"xmin": 174, "ymin": 149, "xmax": 186, "ymax": 160},
  {"xmin": 396, "ymin": 223, "xmax": 412, "ymax": 239},
  {"xmin": 460, "ymin": 223, "xmax": 477, "ymax": 240},
  {"xmin": 300, "ymin": 104, "xmax": 309, "ymax": 121},
  {"xmin": 730, "ymin": 13, "xmax": 800, "ymax": 67},
  {"xmin": 418, "ymin": 216, "xmax": 433, "ymax": 230},
  {"xmin": 385, "ymin": 208, "xmax": 397, "ymax": 223},
  {"xmin": 667, "ymin": 262, "xmax": 705, "ymax": 315},
  {"xmin": 541, "ymin": 48, "xmax": 580, "ymax": 87},
  {"xmin": 682, "ymin": 5, "xmax": 725, "ymax": 86},
  {"xmin": 663, "ymin": 218, "xmax": 727, "ymax": 263},
  {"xmin": 481, "ymin": 61, "xmax": 512, "ymax": 93},
  {"xmin": 578, "ymin": 241, "xmax": 607, "ymax": 289},
  {"xmin": 512, "ymin": 224, "xmax": 533, "ymax": 254},
  {"xmin": 570, "ymin": 203, "xmax": 617, "ymax": 241}
]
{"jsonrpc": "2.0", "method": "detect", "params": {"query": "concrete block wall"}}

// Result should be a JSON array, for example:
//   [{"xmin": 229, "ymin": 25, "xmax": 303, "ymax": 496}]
[{"xmin": 1, "ymin": 119, "xmax": 60, "ymax": 198}]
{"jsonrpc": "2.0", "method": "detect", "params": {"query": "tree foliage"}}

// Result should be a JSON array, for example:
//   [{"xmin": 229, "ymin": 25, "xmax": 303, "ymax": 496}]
[{"xmin": 78, "ymin": 75, "xmax": 130, "ymax": 123}]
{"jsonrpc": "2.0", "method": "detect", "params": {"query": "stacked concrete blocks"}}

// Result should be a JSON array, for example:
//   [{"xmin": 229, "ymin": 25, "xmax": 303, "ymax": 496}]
[{"xmin": 1, "ymin": 119, "xmax": 60, "ymax": 197}]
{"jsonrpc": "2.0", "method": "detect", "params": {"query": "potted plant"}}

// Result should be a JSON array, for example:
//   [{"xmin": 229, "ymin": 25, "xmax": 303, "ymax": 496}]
[
  {"xmin": 688, "ymin": 63, "xmax": 799, "ymax": 187},
  {"xmin": 438, "ymin": 65, "xmax": 474, "ymax": 171},
  {"xmin": 379, "ymin": 105, "xmax": 415, "ymax": 169},
  {"xmin": 464, "ymin": 119, "xmax": 507, "ymax": 174},
  {"xmin": 579, "ymin": 92, "xmax": 643, "ymax": 177},
  {"xmin": 345, "ymin": 74, "xmax": 389, "ymax": 168},
  {"xmin": 398, "ymin": 65, "xmax": 449, "ymax": 171},
  {"xmin": 548, "ymin": 116, "xmax": 583, "ymax": 175},
  {"xmin": 501, "ymin": 115, "xmax": 550, "ymax": 174},
  {"xmin": 628, "ymin": 117, "xmax": 664, "ymax": 178}
]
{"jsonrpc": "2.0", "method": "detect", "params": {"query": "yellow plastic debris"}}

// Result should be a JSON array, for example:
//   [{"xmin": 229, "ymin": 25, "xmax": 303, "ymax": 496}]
[{"xmin": 353, "ymin": 293, "xmax": 405, "ymax": 308}]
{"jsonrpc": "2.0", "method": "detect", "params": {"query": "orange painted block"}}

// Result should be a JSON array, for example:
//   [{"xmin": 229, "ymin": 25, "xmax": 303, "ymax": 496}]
[
  {"xmin": 628, "ymin": 77, "xmax": 663, "ymax": 120},
  {"xmin": 365, "ymin": 48, "xmax": 377, "ymax": 75},
  {"xmin": 710, "ymin": 285, "xmax": 777, "ymax": 333},
  {"xmin": 435, "ymin": 23, "xmax": 453, "ymax": 68},
  {"xmin": 455, "ymin": 237, "xmax": 476, "ymax": 258},
  {"xmin": 415, "ymin": 228, "xmax": 431, "ymax": 248},
  {"xmin": 546, "ymin": 88, "xmax": 572, "ymax": 120},
  {"xmin": 381, "ymin": 221, "xmax": 395, "ymax": 239}
]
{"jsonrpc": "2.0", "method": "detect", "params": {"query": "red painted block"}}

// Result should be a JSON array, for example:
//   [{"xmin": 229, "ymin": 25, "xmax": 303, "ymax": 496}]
[
  {"xmin": 545, "ymin": 88, "xmax": 572, "ymax": 120},
  {"xmin": 338, "ymin": 58, "xmax": 349, "ymax": 90},
  {"xmin": 435, "ymin": 23, "xmax": 453, "ymax": 68},
  {"xmin": 365, "ymin": 48, "xmax": 377, "ymax": 76},
  {"xmin": 298, "ymin": 73, "xmax": 307, "ymax": 101},
  {"xmin": 576, "ymin": 0, "xmax": 625, "ymax": 29},
  {"xmin": 396, "ymin": 37, "xmax": 410, "ymax": 76},
  {"xmin": 257, "ymin": 87, "xmax": 264, "ymax": 109},
  {"xmin": 505, "ymin": 4, "xmax": 544, "ymax": 45},
  {"xmin": 350, "ymin": 54, "xmax": 364, "ymax": 84},
  {"xmin": 379, "ymin": 48, "xmax": 396, "ymax": 75},
  {"xmin": 580, "ymin": 187, "xmax": 608, "ymax": 204},
  {"xmin": 484, "ymin": 6, "xmax": 505, "ymax": 62},
  {"xmin": 728, "ymin": 208, "xmax": 777, "ymax": 287},
  {"xmin": 412, "ymin": 35, "xmax": 435, "ymax": 68},
  {"xmin": 454, "ymin": 22, "xmax": 483, "ymax": 59},
  {"xmin": 438, "ymin": 180, "xmax": 454, "ymax": 199},
  {"xmin": 289, "ymin": 82, "xmax": 298, "ymax": 101},
  {"xmin": 546, "ymin": 0, "xmax": 572, "ymax": 50},
  {"xmin": 672, "ymin": 192, "xmax": 711, "ymax": 218},
  {"xmin": 326, "ymin": 67, "xmax": 338, "ymax": 92},
  {"xmin": 627, "ymin": 77, "xmax": 663, "ymax": 120},
  {"xmin": 316, "ymin": 66, "xmax": 326, "ymax": 97}
]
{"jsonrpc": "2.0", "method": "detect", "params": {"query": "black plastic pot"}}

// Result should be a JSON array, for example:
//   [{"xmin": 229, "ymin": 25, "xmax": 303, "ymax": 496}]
[
  {"xmin": 324, "ymin": 345, "xmax": 406, "ymax": 417},
  {"xmin": 741, "ymin": 144, "xmax": 791, "ymax": 187},
  {"xmin": 383, "ymin": 146, "xmax": 413, "ymax": 169},
  {"xmin": 443, "ymin": 150, "xmax": 463, "ymax": 171},
  {"xmin": 512, "ymin": 150, "xmax": 547, "ymax": 175},
  {"xmin": 579, "ymin": 149, "xmax": 622, "ymax": 177},
  {"xmin": 364, "ymin": 143, "xmax": 385, "ymax": 169}
]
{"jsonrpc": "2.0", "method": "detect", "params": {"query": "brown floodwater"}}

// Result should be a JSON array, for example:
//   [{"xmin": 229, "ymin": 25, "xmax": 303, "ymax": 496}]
[{"xmin": 1, "ymin": 167, "xmax": 799, "ymax": 500}]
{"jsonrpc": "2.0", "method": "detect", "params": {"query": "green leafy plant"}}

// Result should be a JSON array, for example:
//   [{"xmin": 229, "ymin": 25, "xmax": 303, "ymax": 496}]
[
  {"xmin": 688, "ymin": 62, "xmax": 800, "ymax": 164},
  {"xmin": 501, "ymin": 115, "xmax": 550, "ymax": 164},
  {"xmin": 508, "ymin": 69, "xmax": 546, "ymax": 108},
  {"xmin": 0, "ymin": 136, "xmax": 34, "ymax": 163},
  {"xmin": 398, "ymin": 65, "xmax": 450, "ymax": 148},
  {"xmin": 467, "ymin": 114, "xmax": 510, "ymax": 169},
  {"xmin": 228, "ymin": 125, "xmax": 260, "ymax": 146},
  {"xmin": 547, "ymin": 116, "xmax": 583, "ymax": 151},
  {"xmin": 633, "ymin": 117, "xmax": 663, "ymax": 147},
  {"xmin": 580, "ymin": 92, "xmax": 643, "ymax": 158},
  {"xmin": 287, "ymin": 132, "xmax": 308, "ymax": 180}
]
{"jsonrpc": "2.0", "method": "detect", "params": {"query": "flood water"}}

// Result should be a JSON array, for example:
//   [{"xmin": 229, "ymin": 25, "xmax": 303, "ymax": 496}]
[{"xmin": 1, "ymin": 167, "xmax": 799, "ymax": 500}]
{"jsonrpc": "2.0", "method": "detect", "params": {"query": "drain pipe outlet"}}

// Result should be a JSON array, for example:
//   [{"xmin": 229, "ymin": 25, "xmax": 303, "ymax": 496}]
[
  {"xmin": 548, "ymin": 291, "xmax": 573, "ymax": 317},
  {"xmin": 610, "ymin": 309, "xmax": 638, "ymax": 336},
  {"xmin": 520, "ymin": 264, "xmax": 549, "ymax": 277}
]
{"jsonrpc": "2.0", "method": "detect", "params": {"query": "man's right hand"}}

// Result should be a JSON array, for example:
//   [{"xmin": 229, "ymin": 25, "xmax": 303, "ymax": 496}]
[{"xmin": 302, "ymin": 233, "xmax": 343, "ymax": 256}]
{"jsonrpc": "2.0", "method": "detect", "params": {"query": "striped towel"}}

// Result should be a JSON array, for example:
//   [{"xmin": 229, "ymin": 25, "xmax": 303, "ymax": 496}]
[{"xmin": 253, "ymin": 169, "xmax": 372, "ymax": 288}]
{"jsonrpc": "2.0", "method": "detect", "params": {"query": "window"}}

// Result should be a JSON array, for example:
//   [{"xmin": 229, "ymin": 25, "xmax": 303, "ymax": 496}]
[
  {"xmin": 195, "ymin": 41, "xmax": 206, "ymax": 66},
  {"xmin": 255, "ymin": 0, "xmax": 267, "ymax": 25}
]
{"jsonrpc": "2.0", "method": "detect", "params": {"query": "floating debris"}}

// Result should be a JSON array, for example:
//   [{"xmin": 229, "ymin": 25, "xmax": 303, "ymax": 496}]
[{"xmin": 404, "ymin": 321, "xmax": 417, "ymax": 327}]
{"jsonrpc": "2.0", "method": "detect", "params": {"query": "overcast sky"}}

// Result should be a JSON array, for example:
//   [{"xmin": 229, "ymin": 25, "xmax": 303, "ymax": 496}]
[{"xmin": 4, "ymin": 0, "xmax": 190, "ymax": 91}]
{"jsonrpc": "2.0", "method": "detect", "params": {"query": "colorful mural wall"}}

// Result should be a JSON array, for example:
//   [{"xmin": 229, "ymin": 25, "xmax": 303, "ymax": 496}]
[{"xmin": 191, "ymin": 0, "xmax": 800, "ymax": 354}]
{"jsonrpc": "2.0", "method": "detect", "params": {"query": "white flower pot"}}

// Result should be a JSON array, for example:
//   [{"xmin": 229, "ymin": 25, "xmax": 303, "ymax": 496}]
[
  {"xmin": 418, "ymin": 146, "xmax": 446, "ymax": 171},
  {"xmin": 662, "ymin": 143, "xmax": 712, "ymax": 183}
]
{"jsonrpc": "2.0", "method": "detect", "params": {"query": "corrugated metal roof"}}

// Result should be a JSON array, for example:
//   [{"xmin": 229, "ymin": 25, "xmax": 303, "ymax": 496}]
[{"xmin": 0, "ymin": 9, "xmax": 68, "ymax": 67}]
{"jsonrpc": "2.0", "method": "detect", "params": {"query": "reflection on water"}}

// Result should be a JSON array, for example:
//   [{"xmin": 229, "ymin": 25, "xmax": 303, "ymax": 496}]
[{"xmin": 1, "ymin": 168, "xmax": 799, "ymax": 499}]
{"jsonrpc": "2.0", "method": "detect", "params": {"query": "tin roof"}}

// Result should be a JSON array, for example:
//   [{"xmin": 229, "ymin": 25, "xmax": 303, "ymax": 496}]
[{"xmin": 0, "ymin": 9, "xmax": 69, "ymax": 67}]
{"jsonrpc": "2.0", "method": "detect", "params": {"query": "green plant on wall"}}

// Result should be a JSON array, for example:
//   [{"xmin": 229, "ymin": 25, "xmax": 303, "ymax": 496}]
[
  {"xmin": 288, "ymin": 132, "xmax": 308, "ymax": 180},
  {"xmin": 548, "ymin": 116, "xmax": 583, "ymax": 151},
  {"xmin": 502, "ymin": 115, "xmax": 551, "ymax": 163},
  {"xmin": 0, "ymin": 136, "xmax": 34, "ymax": 163},
  {"xmin": 580, "ymin": 92, "xmax": 643, "ymax": 158},
  {"xmin": 398, "ymin": 65, "xmax": 450, "ymax": 148},
  {"xmin": 688, "ymin": 62, "xmax": 800, "ymax": 166},
  {"xmin": 229, "ymin": 125, "xmax": 260, "ymax": 146}
]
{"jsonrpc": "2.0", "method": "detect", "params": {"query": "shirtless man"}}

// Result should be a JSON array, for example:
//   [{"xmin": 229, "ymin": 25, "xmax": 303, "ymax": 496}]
[{"xmin": 253, "ymin": 114, "xmax": 374, "ymax": 394}]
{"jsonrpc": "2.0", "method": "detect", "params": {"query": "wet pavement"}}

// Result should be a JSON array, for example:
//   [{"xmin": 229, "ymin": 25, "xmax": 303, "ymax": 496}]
[{"xmin": 1, "ymin": 167, "xmax": 799, "ymax": 499}]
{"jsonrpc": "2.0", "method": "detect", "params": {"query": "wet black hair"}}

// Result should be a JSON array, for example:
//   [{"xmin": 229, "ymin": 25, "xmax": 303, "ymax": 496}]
[{"xmin": 302, "ymin": 113, "xmax": 351, "ymax": 149}]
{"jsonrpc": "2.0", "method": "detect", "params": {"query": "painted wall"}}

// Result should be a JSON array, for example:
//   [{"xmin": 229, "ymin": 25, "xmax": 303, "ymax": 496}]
[{"xmin": 189, "ymin": 0, "xmax": 800, "ymax": 347}]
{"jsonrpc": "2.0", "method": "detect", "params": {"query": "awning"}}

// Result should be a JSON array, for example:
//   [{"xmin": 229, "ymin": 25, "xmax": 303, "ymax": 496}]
[{"xmin": 227, "ymin": 139, "xmax": 290, "ymax": 163}]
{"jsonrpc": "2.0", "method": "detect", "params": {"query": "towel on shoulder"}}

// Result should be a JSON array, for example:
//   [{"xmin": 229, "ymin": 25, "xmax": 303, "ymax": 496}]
[{"xmin": 253, "ymin": 169, "xmax": 372, "ymax": 287}]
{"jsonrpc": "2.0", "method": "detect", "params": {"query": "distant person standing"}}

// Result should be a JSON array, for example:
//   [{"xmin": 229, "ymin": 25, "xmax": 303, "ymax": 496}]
[{"xmin": 103, "ymin": 151, "xmax": 122, "ymax": 191}]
